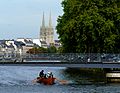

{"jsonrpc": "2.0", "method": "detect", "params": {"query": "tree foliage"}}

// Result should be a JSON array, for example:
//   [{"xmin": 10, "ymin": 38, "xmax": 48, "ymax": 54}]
[
  {"xmin": 56, "ymin": 0, "xmax": 120, "ymax": 53},
  {"xmin": 27, "ymin": 46, "xmax": 57, "ymax": 54},
  {"xmin": 27, "ymin": 47, "xmax": 48, "ymax": 54},
  {"xmin": 47, "ymin": 46, "xmax": 57, "ymax": 53}
]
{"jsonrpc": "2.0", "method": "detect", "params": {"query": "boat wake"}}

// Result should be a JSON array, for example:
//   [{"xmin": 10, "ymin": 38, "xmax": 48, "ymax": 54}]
[
  {"xmin": 0, "ymin": 66, "xmax": 39, "ymax": 86},
  {"xmin": 0, "ymin": 66, "xmax": 73, "ymax": 86}
]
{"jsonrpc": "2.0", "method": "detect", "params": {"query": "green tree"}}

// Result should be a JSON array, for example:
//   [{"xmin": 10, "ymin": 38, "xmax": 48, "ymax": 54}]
[
  {"xmin": 27, "ymin": 47, "xmax": 48, "ymax": 54},
  {"xmin": 57, "ymin": 47, "xmax": 64, "ymax": 53},
  {"xmin": 56, "ymin": 0, "xmax": 120, "ymax": 53},
  {"xmin": 47, "ymin": 46, "xmax": 57, "ymax": 53}
]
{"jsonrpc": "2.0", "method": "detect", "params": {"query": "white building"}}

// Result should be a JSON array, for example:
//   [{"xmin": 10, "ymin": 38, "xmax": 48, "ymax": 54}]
[
  {"xmin": 17, "ymin": 38, "xmax": 35, "ymax": 54},
  {"xmin": 33, "ymin": 39, "xmax": 41, "ymax": 47}
]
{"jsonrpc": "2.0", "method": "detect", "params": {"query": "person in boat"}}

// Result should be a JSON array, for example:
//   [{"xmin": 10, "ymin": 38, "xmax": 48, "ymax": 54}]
[
  {"xmin": 39, "ymin": 70, "xmax": 44, "ymax": 78},
  {"xmin": 44, "ymin": 74, "xmax": 47, "ymax": 79},
  {"xmin": 47, "ymin": 72, "xmax": 53, "ymax": 78}
]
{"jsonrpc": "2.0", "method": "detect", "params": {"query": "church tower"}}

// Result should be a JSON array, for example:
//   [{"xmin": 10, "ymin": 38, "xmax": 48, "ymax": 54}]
[
  {"xmin": 46, "ymin": 12, "xmax": 54, "ymax": 45},
  {"xmin": 40, "ymin": 12, "xmax": 54, "ymax": 46},
  {"xmin": 40, "ymin": 12, "xmax": 46, "ymax": 41}
]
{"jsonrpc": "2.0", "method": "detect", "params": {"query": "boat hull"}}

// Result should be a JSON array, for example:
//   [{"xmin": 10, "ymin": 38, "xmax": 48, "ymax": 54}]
[{"xmin": 37, "ymin": 77, "xmax": 56, "ymax": 85}]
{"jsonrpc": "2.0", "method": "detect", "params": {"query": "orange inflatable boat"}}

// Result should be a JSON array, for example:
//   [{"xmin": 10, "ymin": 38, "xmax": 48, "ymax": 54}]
[{"xmin": 36, "ymin": 77, "xmax": 56, "ymax": 85}]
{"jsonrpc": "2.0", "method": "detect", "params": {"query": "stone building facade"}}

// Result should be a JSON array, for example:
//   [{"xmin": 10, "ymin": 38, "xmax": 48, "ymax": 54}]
[{"xmin": 40, "ymin": 12, "xmax": 54, "ymax": 46}]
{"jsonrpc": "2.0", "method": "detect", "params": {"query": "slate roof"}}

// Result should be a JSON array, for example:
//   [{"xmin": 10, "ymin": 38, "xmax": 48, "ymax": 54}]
[
  {"xmin": 24, "ymin": 39, "xmax": 33, "ymax": 44},
  {"xmin": 14, "ymin": 41, "xmax": 25, "ymax": 47},
  {"xmin": 40, "ymin": 41, "xmax": 47, "ymax": 44}
]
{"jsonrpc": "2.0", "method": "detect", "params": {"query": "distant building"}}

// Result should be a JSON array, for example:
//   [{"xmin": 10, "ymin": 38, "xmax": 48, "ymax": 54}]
[
  {"xmin": 14, "ymin": 41, "xmax": 25, "ymax": 56},
  {"xmin": 17, "ymin": 38, "xmax": 26, "ymax": 44},
  {"xmin": 54, "ymin": 40, "xmax": 62, "ymax": 49},
  {"xmin": 17, "ymin": 38, "xmax": 35, "ymax": 53},
  {"xmin": 40, "ymin": 41, "xmax": 48, "ymax": 48},
  {"xmin": 33, "ymin": 39, "xmax": 41, "ymax": 47},
  {"xmin": 0, "ymin": 40, "xmax": 15, "ymax": 57},
  {"xmin": 40, "ymin": 12, "xmax": 54, "ymax": 45},
  {"xmin": 5, "ymin": 40, "xmax": 24, "ymax": 55}
]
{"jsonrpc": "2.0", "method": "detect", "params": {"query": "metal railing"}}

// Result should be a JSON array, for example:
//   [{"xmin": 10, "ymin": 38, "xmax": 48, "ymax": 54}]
[
  {"xmin": 21, "ymin": 53, "xmax": 120, "ymax": 63},
  {"xmin": 0, "ymin": 53, "xmax": 120, "ymax": 63}
]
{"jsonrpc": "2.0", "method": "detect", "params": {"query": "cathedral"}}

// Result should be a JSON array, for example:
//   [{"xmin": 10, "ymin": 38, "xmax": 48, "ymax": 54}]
[{"xmin": 40, "ymin": 12, "xmax": 54, "ymax": 46}]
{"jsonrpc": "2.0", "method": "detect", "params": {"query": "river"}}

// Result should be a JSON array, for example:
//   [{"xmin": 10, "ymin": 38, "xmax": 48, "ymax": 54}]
[{"xmin": 0, "ymin": 66, "xmax": 120, "ymax": 93}]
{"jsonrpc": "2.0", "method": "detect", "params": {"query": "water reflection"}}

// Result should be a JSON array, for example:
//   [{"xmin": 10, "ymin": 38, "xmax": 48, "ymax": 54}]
[{"xmin": 62, "ymin": 68, "xmax": 106, "ymax": 85}]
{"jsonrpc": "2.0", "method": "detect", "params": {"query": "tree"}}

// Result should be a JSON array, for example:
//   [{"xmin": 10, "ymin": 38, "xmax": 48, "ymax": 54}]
[
  {"xmin": 57, "ymin": 47, "xmax": 64, "ymax": 53},
  {"xmin": 27, "ymin": 47, "xmax": 48, "ymax": 54},
  {"xmin": 56, "ymin": 0, "xmax": 120, "ymax": 53},
  {"xmin": 47, "ymin": 46, "xmax": 57, "ymax": 53}
]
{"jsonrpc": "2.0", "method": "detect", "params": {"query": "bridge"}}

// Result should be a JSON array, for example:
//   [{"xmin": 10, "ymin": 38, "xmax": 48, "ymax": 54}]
[
  {"xmin": 0, "ymin": 61, "xmax": 120, "ymax": 68},
  {"xmin": 21, "ymin": 53, "xmax": 120, "ymax": 62},
  {"xmin": 0, "ymin": 53, "xmax": 120, "ymax": 68}
]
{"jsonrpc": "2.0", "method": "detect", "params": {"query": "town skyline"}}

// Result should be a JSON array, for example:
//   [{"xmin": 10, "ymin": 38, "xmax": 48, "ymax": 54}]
[{"xmin": 0, "ymin": 0, "xmax": 63, "ymax": 40}]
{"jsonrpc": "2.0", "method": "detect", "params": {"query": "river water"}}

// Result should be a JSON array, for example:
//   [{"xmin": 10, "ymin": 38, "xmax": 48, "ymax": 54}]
[{"xmin": 0, "ymin": 66, "xmax": 120, "ymax": 93}]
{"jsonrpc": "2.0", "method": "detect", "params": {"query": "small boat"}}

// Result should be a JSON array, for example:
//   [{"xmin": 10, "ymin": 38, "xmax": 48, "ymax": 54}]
[{"xmin": 36, "ymin": 77, "xmax": 56, "ymax": 85}]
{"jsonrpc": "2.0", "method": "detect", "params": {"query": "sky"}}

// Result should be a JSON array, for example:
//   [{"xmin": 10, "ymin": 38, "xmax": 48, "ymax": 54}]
[{"xmin": 0, "ymin": 0, "xmax": 63, "ymax": 40}]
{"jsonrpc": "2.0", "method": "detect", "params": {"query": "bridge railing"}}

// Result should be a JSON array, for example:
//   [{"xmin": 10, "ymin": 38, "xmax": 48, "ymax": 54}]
[
  {"xmin": 20, "ymin": 53, "xmax": 120, "ymax": 63},
  {"xmin": 0, "ymin": 52, "xmax": 120, "ymax": 63}
]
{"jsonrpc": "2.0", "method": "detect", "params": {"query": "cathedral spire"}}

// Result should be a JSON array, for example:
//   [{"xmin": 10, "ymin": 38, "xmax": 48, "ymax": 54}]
[
  {"xmin": 42, "ymin": 12, "xmax": 45, "ymax": 27},
  {"xmin": 49, "ymin": 11, "xmax": 52, "ymax": 27}
]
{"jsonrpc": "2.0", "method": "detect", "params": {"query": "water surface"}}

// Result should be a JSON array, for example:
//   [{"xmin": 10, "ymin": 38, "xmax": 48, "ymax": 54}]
[{"xmin": 0, "ymin": 66, "xmax": 120, "ymax": 93}]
